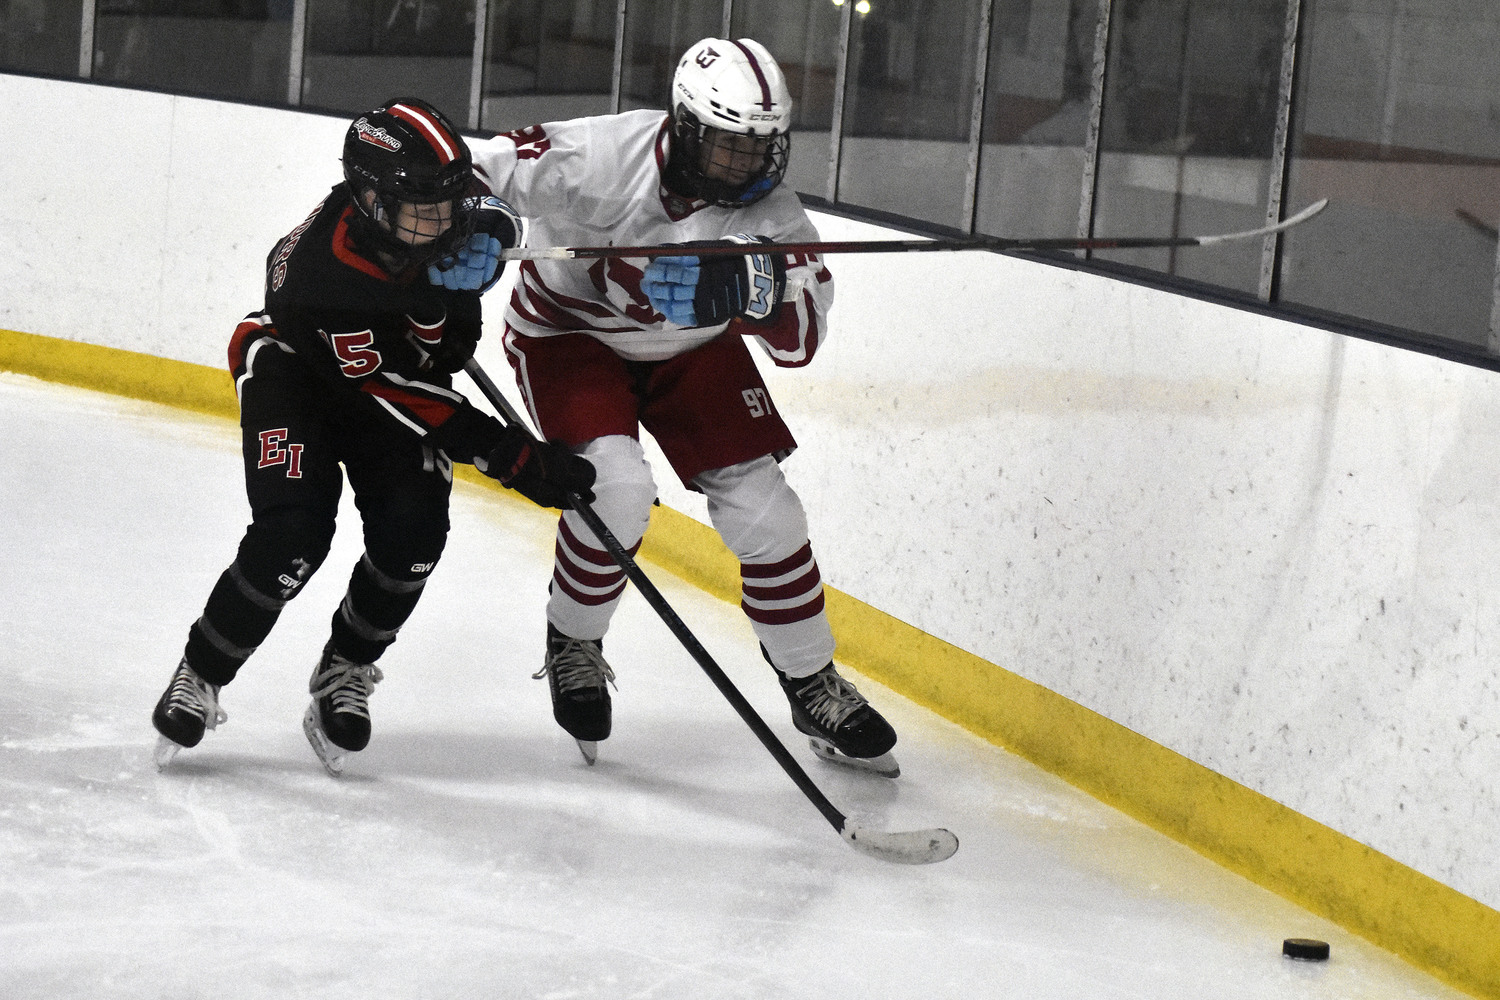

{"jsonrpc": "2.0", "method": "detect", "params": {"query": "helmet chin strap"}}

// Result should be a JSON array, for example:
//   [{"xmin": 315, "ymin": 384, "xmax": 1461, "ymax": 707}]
[
  {"xmin": 349, "ymin": 185, "xmax": 471, "ymax": 274},
  {"xmin": 661, "ymin": 130, "xmax": 706, "ymax": 202}
]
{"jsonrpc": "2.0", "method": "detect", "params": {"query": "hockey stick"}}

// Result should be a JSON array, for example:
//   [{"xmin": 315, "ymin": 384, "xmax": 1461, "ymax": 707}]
[
  {"xmin": 463, "ymin": 358, "xmax": 958, "ymax": 866},
  {"xmin": 500, "ymin": 198, "xmax": 1328, "ymax": 261}
]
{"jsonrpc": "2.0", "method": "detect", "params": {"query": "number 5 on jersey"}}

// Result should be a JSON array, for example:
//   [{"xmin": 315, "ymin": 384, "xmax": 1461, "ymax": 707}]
[{"xmin": 323, "ymin": 328, "xmax": 383, "ymax": 377}]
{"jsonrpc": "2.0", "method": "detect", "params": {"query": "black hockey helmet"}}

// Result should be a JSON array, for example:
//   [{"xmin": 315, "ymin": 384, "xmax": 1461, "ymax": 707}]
[
  {"xmin": 664, "ymin": 38, "xmax": 792, "ymax": 208},
  {"xmin": 341, "ymin": 97, "xmax": 476, "ymax": 270}
]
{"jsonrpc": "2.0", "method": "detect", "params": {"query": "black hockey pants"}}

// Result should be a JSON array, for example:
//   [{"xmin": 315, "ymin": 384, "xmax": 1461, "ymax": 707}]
[{"xmin": 182, "ymin": 340, "xmax": 452, "ymax": 686}]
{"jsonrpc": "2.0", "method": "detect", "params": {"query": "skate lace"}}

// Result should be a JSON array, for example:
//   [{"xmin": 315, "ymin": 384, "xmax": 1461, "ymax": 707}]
[
  {"xmin": 534, "ymin": 639, "xmax": 616, "ymax": 694},
  {"xmin": 312, "ymin": 656, "xmax": 384, "ymax": 719},
  {"xmin": 166, "ymin": 664, "xmax": 227, "ymax": 730},
  {"xmin": 793, "ymin": 672, "xmax": 868, "ymax": 730}
]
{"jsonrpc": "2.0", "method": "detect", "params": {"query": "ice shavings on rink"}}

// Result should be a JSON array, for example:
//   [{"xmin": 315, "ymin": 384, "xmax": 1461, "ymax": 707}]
[{"xmin": 0, "ymin": 372, "xmax": 1462, "ymax": 999}]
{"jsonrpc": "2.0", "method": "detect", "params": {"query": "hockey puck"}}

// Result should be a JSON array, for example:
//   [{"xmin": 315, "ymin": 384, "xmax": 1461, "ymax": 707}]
[{"xmin": 1283, "ymin": 938, "xmax": 1330, "ymax": 961}]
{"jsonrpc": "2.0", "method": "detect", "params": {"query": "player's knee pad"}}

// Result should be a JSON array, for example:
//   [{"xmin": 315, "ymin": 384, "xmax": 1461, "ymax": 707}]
[
  {"xmin": 235, "ymin": 505, "xmax": 336, "ymax": 601},
  {"xmin": 577, "ymin": 435, "xmax": 657, "ymax": 544},
  {"xmin": 362, "ymin": 507, "xmax": 449, "ymax": 582},
  {"xmin": 698, "ymin": 455, "xmax": 809, "ymax": 564}
]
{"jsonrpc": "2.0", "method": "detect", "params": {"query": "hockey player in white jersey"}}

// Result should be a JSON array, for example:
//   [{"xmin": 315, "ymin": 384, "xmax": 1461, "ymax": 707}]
[{"xmin": 468, "ymin": 37, "xmax": 898, "ymax": 775}]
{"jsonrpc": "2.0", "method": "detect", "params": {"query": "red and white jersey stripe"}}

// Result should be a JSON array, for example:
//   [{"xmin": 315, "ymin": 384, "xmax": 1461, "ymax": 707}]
[{"xmin": 468, "ymin": 109, "xmax": 833, "ymax": 365}]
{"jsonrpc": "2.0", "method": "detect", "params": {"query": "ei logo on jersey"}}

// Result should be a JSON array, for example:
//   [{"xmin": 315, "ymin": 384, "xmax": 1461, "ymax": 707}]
[{"xmin": 256, "ymin": 428, "xmax": 305, "ymax": 478}]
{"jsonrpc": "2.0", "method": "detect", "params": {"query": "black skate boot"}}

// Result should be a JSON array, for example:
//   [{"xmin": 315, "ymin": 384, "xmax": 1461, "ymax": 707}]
[
  {"xmin": 775, "ymin": 660, "xmax": 900, "ymax": 778},
  {"xmin": 534, "ymin": 623, "xmax": 615, "ymax": 764},
  {"xmin": 303, "ymin": 642, "xmax": 383, "ymax": 776},
  {"xmin": 152, "ymin": 657, "xmax": 227, "ymax": 770}
]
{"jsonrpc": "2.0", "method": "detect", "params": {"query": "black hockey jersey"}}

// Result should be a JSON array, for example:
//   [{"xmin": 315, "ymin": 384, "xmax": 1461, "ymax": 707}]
[{"xmin": 231, "ymin": 183, "xmax": 503, "ymax": 463}]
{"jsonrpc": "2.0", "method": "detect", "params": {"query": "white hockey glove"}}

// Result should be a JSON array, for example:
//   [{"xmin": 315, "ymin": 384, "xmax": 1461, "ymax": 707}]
[
  {"xmin": 641, "ymin": 234, "xmax": 787, "ymax": 327},
  {"xmin": 429, "ymin": 196, "xmax": 521, "ymax": 293}
]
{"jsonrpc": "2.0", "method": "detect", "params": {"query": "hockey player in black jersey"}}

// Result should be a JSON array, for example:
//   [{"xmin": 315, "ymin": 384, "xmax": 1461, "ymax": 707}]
[{"xmin": 151, "ymin": 97, "xmax": 595, "ymax": 775}]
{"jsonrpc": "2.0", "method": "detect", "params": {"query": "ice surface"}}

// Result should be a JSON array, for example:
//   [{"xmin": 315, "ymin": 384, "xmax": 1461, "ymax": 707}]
[{"xmin": 0, "ymin": 373, "xmax": 1461, "ymax": 999}]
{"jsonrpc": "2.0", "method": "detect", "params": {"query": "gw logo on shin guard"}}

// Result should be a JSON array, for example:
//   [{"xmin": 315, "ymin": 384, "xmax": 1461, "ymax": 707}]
[
  {"xmin": 276, "ymin": 557, "xmax": 313, "ymax": 599},
  {"xmin": 257, "ymin": 428, "xmax": 305, "ymax": 478}
]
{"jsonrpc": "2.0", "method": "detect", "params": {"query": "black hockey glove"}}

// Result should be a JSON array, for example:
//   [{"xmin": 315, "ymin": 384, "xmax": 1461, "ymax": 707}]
[
  {"xmin": 428, "ymin": 196, "xmax": 522, "ymax": 293},
  {"xmin": 478, "ymin": 426, "xmax": 596, "ymax": 509},
  {"xmin": 641, "ymin": 234, "xmax": 787, "ymax": 327},
  {"xmin": 403, "ymin": 307, "xmax": 480, "ymax": 375},
  {"xmin": 425, "ymin": 327, "xmax": 480, "ymax": 374}
]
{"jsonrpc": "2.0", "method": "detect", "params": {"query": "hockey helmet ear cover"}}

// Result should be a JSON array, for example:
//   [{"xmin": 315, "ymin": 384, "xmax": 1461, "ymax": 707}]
[
  {"xmin": 342, "ymin": 97, "xmax": 477, "ymax": 270},
  {"xmin": 665, "ymin": 38, "xmax": 792, "ymax": 208}
]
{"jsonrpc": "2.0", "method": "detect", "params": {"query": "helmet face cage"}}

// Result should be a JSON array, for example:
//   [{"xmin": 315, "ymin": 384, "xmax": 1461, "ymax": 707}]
[
  {"xmin": 342, "ymin": 98, "xmax": 476, "ymax": 270},
  {"xmin": 666, "ymin": 38, "xmax": 793, "ymax": 207},
  {"xmin": 670, "ymin": 110, "xmax": 789, "ymax": 207}
]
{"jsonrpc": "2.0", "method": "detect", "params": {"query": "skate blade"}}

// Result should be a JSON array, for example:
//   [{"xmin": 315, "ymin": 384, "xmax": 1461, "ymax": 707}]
[
  {"xmin": 808, "ymin": 737, "xmax": 900, "ymax": 778},
  {"xmin": 575, "ymin": 740, "xmax": 598, "ymax": 765},
  {"xmin": 153, "ymin": 734, "xmax": 184, "ymax": 771},
  {"xmin": 302, "ymin": 703, "xmax": 347, "ymax": 776}
]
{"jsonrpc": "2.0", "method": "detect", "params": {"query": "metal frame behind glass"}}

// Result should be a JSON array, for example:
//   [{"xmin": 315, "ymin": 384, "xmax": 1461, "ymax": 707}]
[{"xmin": 27, "ymin": 0, "xmax": 1500, "ymax": 358}]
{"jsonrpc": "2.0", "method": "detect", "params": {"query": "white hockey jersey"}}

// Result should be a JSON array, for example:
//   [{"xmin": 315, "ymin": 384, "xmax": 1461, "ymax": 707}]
[{"xmin": 468, "ymin": 109, "xmax": 833, "ymax": 365}]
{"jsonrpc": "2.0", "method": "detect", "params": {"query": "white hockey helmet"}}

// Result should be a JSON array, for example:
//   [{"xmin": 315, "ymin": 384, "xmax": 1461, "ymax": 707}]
[{"xmin": 666, "ymin": 38, "xmax": 792, "ymax": 207}]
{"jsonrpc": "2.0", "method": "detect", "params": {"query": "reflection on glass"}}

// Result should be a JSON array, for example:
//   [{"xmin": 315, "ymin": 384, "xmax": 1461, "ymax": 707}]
[
  {"xmin": 0, "ymin": 0, "xmax": 84, "ymax": 76},
  {"xmin": 92, "ymin": 0, "xmax": 292, "ymax": 103},
  {"xmin": 481, "ymin": 0, "xmax": 616, "ymax": 131},
  {"xmin": 1279, "ymin": 0, "xmax": 1500, "ymax": 347},
  {"xmin": 619, "ymin": 0, "xmax": 722, "ymax": 113},
  {"xmin": 1090, "ymin": 0, "xmax": 1284, "ymax": 293},
  {"xmin": 974, "ymin": 0, "xmax": 1099, "ymax": 240},
  {"xmin": 731, "ymin": 0, "xmax": 843, "ymax": 198},
  {"xmin": 837, "ymin": 0, "xmax": 987, "ymax": 230},
  {"xmin": 10, "ymin": 0, "xmax": 1499, "ymax": 356},
  {"xmin": 302, "ymin": 0, "xmax": 474, "ymax": 119}
]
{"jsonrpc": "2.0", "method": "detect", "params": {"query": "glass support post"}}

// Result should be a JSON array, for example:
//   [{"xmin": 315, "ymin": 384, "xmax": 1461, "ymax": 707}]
[
  {"xmin": 962, "ymin": 0, "xmax": 995, "ymax": 234},
  {"xmin": 1077, "ymin": 0, "xmax": 1112, "ymax": 243},
  {"xmin": 610, "ymin": 0, "xmax": 628, "ymax": 114},
  {"xmin": 1258, "ymin": 0, "xmax": 1301, "ymax": 301},
  {"xmin": 286, "ymin": 0, "xmax": 307, "ymax": 106},
  {"xmin": 77, "ymin": 0, "xmax": 96, "ymax": 78},
  {"xmin": 1489, "ymin": 234, "xmax": 1500, "ymax": 355},
  {"xmin": 467, "ymin": 0, "xmax": 490, "ymax": 128},
  {"xmin": 825, "ymin": 0, "xmax": 852, "ymax": 204}
]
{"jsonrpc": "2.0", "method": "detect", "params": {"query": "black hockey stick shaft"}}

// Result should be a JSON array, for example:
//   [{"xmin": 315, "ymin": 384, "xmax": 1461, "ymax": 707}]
[
  {"xmin": 462, "ymin": 359, "xmax": 850, "ymax": 834},
  {"xmin": 500, "ymin": 198, "xmax": 1328, "ymax": 261}
]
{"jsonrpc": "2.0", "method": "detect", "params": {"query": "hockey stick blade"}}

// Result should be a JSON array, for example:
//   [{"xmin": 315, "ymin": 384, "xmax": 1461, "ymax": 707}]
[
  {"xmin": 842, "ymin": 822, "xmax": 960, "ymax": 865},
  {"xmin": 500, "ymin": 199, "xmax": 1329, "ymax": 261},
  {"xmin": 1185, "ymin": 197, "xmax": 1328, "ymax": 247},
  {"xmin": 461, "ymin": 359, "xmax": 958, "ymax": 865}
]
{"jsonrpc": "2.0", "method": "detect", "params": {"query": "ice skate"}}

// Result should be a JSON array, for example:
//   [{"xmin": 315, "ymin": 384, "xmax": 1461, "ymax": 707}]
[
  {"xmin": 151, "ymin": 657, "xmax": 227, "ymax": 770},
  {"xmin": 534, "ymin": 624, "xmax": 615, "ymax": 764},
  {"xmin": 777, "ymin": 662, "xmax": 900, "ymax": 778},
  {"xmin": 303, "ymin": 643, "xmax": 383, "ymax": 776}
]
